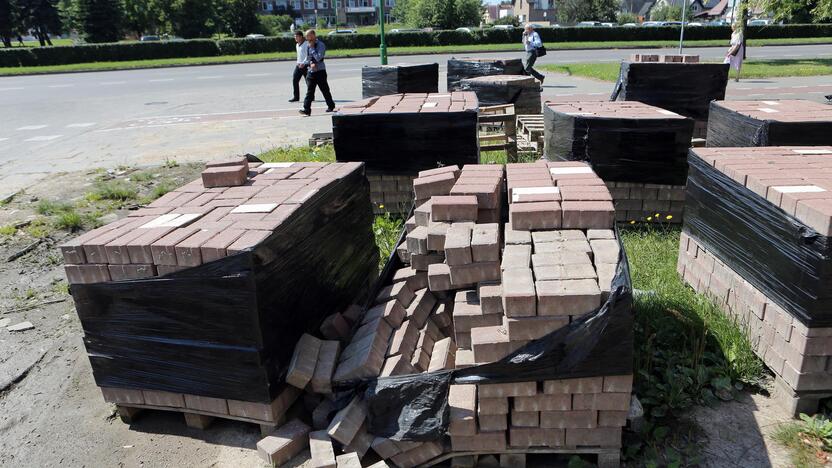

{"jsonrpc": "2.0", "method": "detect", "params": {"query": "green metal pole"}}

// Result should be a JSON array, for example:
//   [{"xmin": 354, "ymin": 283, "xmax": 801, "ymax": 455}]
[{"xmin": 378, "ymin": 1, "xmax": 388, "ymax": 65}]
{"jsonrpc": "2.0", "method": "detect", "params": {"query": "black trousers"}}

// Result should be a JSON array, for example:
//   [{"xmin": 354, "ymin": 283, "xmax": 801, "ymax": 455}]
[
  {"xmin": 303, "ymin": 70, "xmax": 335, "ymax": 112},
  {"xmin": 292, "ymin": 65, "xmax": 307, "ymax": 101}
]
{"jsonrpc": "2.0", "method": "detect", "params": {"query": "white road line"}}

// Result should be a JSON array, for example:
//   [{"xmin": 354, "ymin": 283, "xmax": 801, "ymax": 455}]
[
  {"xmin": 196, "ymin": 75, "xmax": 223, "ymax": 80},
  {"xmin": 149, "ymin": 78, "xmax": 175, "ymax": 82},
  {"xmin": 748, "ymin": 94, "xmax": 764, "ymax": 97},
  {"xmin": 588, "ymin": 93, "xmax": 606, "ymax": 95},
  {"xmin": 0, "ymin": 87, "xmax": 24, "ymax": 91},
  {"xmin": 48, "ymin": 84, "xmax": 74, "ymax": 88},
  {"xmin": 780, "ymin": 93, "xmax": 795, "ymax": 95},
  {"xmin": 101, "ymin": 81, "xmax": 127, "ymax": 85},
  {"xmin": 17, "ymin": 125, "xmax": 48, "ymax": 131},
  {"xmin": 809, "ymin": 91, "xmax": 827, "ymax": 94},
  {"xmin": 793, "ymin": 85, "xmax": 809, "ymax": 88},
  {"xmin": 764, "ymin": 87, "xmax": 778, "ymax": 89},
  {"xmin": 736, "ymin": 87, "xmax": 751, "ymax": 90},
  {"xmin": 66, "ymin": 122, "xmax": 96, "ymax": 128},
  {"xmin": 0, "ymin": 138, "xmax": 8, "ymax": 142},
  {"xmin": 245, "ymin": 73, "xmax": 272, "ymax": 77},
  {"xmin": 24, "ymin": 135, "xmax": 62, "ymax": 142}
]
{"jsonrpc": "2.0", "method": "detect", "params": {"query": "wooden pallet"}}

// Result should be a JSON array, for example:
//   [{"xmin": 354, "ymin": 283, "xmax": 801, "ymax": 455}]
[
  {"xmin": 103, "ymin": 386, "xmax": 300, "ymax": 436},
  {"xmin": 478, "ymin": 104, "xmax": 518, "ymax": 162},
  {"xmin": 516, "ymin": 114, "xmax": 545, "ymax": 156},
  {"xmin": 309, "ymin": 132, "xmax": 333, "ymax": 147},
  {"xmin": 421, "ymin": 447, "xmax": 621, "ymax": 468}
]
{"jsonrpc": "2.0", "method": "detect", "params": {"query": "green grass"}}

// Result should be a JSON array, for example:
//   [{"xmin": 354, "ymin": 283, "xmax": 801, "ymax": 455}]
[
  {"xmin": 259, "ymin": 145, "xmax": 336, "ymax": 163},
  {"xmin": 373, "ymin": 213, "xmax": 403, "ymax": 270},
  {"xmin": 88, "ymin": 180, "xmax": 139, "ymax": 202},
  {"xmin": 621, "ymin": 224, "xmax": 764, "ymax": 465},
  {"xmin": 774, "ymin": 416, "xmax": 832, "ymax": 468},
  {"xmin": 53, "ymin": 211, "xmax": 85, "ymax": 231},
  {"xmin": 542, "ymin": 58, "xmax": 832, "ymax": 81},
  {"xmin": 36, "ymin": 199, "xmax": 75, "ymax": 216},
  {"xmin": 0, "ymin": 224, "xmax": 17, "ymax": 236},
  {"xmin": 4, "ymin": 37, "xmax": 831, "ymax": 76}
]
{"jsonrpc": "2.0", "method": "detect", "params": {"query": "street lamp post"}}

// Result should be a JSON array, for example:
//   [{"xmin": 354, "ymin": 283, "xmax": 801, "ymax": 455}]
[
  {"xmin": 378, "ymin": 0, "xmax": 388, "ymax": 65},
  {"xmin": 678, "ymin": 0, "xmax": 688, "ymax": 53}
]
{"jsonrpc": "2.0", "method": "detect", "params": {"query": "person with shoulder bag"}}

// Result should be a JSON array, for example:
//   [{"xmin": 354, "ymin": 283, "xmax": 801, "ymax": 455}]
[{"xmin": 522, "ymin": 24, "xmax": 546, "ymax": 83}]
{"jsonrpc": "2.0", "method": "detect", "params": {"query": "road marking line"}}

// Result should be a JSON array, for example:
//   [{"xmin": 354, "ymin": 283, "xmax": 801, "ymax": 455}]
[
  {"xmin": 764, "ymin": 87, "xmax": 778, "ymax": 89},
  {"xmin": 779, "ymin": 93, "xmax": 795, "ymax": 95},
  {"xmin": 748, "ymin": 94, "xmax": 764, "ymax": 97},
  {"xmin": 196, "ymin": 75, "xmax": 223, "ymax": 80},
  {"xmin": 736, "ymin": 87, "xmax": 751, "ymax": 90},
  {"xmin": 25, "ymin": 135, "xmax": 62, "ymax": 142},
  {"xmin": 101, "ymin": 81, "xmax": 127, "ymax": 85},
  {"xmin": 245, "ymin": 73, "xmax": 272, "ymax": 77},
  {"xmin": 17, "ymin": 125, "xmax": 48, "ymax": 131},
  {"xmin": 47, "ymin": 84, "xmax": 74, "ymax": 88},
  {"xmin": 66, "ymin": 123, "xmax": 96, "ymax": 128},
  {"xmin": 0, "ymin": 87, "xmax": 24, "ymax": 91},
  {"xmin": 809, "ymin": 91, "xmax": 827, "ymax": 94},
  {"xmin": 0, "ymin": 138, "xmax": 8, "ymax": 142},
  {"xmin": 588, "ymin": 93, "xmax": 606, "ymax": 95},
  {"xmin": 794, "ymin": 85, "xmax": 809, "ymax": 88},
  {"xmin": 149, "ymin": 78, "xmax": 175, "ymax": 82}
]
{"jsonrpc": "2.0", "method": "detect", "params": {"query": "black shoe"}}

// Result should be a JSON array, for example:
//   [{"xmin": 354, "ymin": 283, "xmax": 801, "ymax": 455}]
[
  {"xmin": 298, "ymin": 109, "xmax": 310, "ymax": 116},
  {"xmin": 288, "ymin": 98, "xmax": 299, "ymax": 102},
  {"xmin": 326, "ymin": 107, "xmax": 336, "ymax": 113}
]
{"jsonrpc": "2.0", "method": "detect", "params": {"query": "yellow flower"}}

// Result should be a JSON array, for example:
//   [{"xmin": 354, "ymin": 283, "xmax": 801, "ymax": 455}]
[
  {"xmin": 629, "ymin": 220, "xmax": 635, "ymax": 224},
  {"xmin": 379, "ymin": 204, "xmax": 385, "ymax": 209},
  {"xmin": 654, "ymin": 213, "xmax": 660, "ymax": 218},
  {"xmin": 647, "ymin": 216, "xmax": 653, "ymax": 221},
  {"xmin": 666, "ymin": 215, "xmax": 673, "ymax": 220}
]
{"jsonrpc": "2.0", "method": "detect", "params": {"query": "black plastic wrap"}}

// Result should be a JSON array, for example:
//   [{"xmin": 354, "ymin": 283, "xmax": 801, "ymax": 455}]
[
  {"xmin": 612, "ymin": 62, "xmax": 729, "ymax": 123},
  {"xmin": 333, "ymin": 111, "xmax": 480, "ymax": 174},
  {"xmin": 361, "ymin": 63, "xmax": 439, "ymax": 98},
  {"xmin": 684, "ymin": 150, "xmax": 832, "ymax": 328},
  {"xmin": 70, "ymin": 165, "xmax": 379, "ymax": 402},
  {"xmin": 457, "ymin": 75, "xmax": 541, "ymax": 114},
  {"xmin": 447, "ymin": 58, "xmax": 525, "ymax": 91},
  {"xmin": 706, "ymin": 101, "xmax": 832, "ymax": 147},
  {"xmin": 543, "ymin": 105, "xmax": 694, "ymax": 185},
  {"xmin": 365, "ymin": 229, "xmax": 634, "ymax": 440}
]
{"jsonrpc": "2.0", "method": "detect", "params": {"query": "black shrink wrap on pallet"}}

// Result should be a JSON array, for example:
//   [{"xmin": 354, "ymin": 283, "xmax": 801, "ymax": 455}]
[
  {"xmin": 71, "ymin": 165, "xmax": 379, "ymax": 403},
  {"xmin": 684, "ymin": 150, "xmax": 832, "ymax": 328},
  {"xmin": 612, "ymin": 62, "xmax": 729, "ymax": 122},
  {"xmin": 362, "ymin": 63, "xmax": 439, "ymax": 98},
  {"xmin": 333, "ymin": 111, "xmax": 480, "ymax": 174},
  {"xmin": 543, "ymin": 104, "xmax": 694, "ymax": 185},
  {"xmin": 706, "ymin": 101, "xmax": 832, "ymax": 147},
  {"xmin": 458, "ymin": 75, "xmax": 541, "ymax": 114},
  {"xmin": 447, "ymin": 57, "xmax": 525, "ymax": 91},
  {"xmin": 359, "ymin": 228, "xmax": 633, "ymax": 441}
]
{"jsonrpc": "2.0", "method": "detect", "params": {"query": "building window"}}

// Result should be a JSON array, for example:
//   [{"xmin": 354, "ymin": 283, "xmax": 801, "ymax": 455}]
[
  {"xmin": 318, "ymin": 0, "xmax": 328, "ymax": 7},
  {"xmin": 304, "ymin": 0, "xmax": 313, "ymax": 8},
  {"xmin": 292, "ymin": 0, "xmax": 301, "ymax": 9}
]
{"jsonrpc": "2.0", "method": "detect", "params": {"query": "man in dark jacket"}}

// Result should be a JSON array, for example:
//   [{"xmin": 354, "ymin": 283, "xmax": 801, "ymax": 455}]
[{"xmin": 299, "ymin": 29, "xmax": 336, "ymax": 116}]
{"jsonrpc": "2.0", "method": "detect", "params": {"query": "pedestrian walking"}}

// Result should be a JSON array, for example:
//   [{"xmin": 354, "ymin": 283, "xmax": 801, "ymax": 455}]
[
  {"xmin": 289, "ymin": 30, "xmax": 307, "ymax": 102},
  {"xmin": 522, "ymin": 24, "xmax": 545, "ymax": 83},
  {"xmin": 299, "ymin": 29, "xmax": 336, "ymax": 116},
  {"xmin": 724, "ymin": 21, "xmax": 745, "ymax": 82}
]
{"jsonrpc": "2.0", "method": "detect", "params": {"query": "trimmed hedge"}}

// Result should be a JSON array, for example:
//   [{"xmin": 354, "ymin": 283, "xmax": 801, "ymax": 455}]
[{"xmin": 2, "ymin": 23, "xmax": 831, "ymax": 68}]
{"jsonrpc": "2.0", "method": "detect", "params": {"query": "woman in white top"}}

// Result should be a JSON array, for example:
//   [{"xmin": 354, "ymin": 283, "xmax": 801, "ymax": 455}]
[{"xmin": 724, "ymin": 21, "xmax": 744, "ymax": 82}]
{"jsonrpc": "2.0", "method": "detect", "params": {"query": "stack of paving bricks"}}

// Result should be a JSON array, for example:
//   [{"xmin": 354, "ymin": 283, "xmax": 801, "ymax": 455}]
[
  {"xmin": 707, "ymin": 99, "xmax": 832, "ymax": 148},
  {"xmin": 362, "ymin": 63, "xmax": 440, "ymax": 98},
  {"xmin": 62, "ymin": 156, "xmax": 379, "ymax": 429},
  {"xmin": 447, "ymin": 58, "xmax": 526, "ymax": 92},
  {"xmin": 259, "ymin": 161, "xmax": 630, "ymax": 467},
  {"xmin": 544, "ymin": 101, "xmax": 693, "ymax": 224},
  {"xmin": 614, "ymin": 54, "xmax": 728, "ymax": 138},
  {"xmin": 333, "ymin": 92, "xmax": 480, "ymax": 216},
  {"xmin": 679, "ymin": 146, "xmax": 832, "ymax": 416},
  {"xmin": 458, "ymin": 75, "xmax": 542, "ymax": 115}
]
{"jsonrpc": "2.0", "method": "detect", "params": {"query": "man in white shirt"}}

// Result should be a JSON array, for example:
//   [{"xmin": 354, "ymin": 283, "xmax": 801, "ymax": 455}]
[
  {"xmin": 289, "ymin": 30, "xmax": 307, "ymax": 102},
  {"xmin": 522, "ymin": 24, "xmax": 545, "ymax": 83}
]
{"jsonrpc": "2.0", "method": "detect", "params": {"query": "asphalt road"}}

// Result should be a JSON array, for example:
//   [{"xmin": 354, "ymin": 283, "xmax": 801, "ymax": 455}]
[{"xmin": 1, "ymin": 43, "xmax": 831, "ymax": 193}]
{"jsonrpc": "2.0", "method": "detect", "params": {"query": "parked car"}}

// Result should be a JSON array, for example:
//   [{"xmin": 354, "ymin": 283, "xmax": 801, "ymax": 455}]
[
  {"xmin": 662, "ymin": 21, "xmax": 683, "ymax": 26},
  {"xmin": 577, "ymin": 21, "xmax": 602, "ymax": 27},
  {"xmin": 140, "ymin": 35, "xmax": 160, "ymax": 41},
  {"xmin": 601, "ymin": 22, "xmax": 615, "ymax": 27},
  {"xmin": 328, "ymin": 29, "xmax": 357, "ymax": 35},
  {"xmin": 493, "ymin": 24, "xmax": 514, "ymax": 30},
  {"xmin": 708, "ymin": 19, "xmax": 728, "ymax": 26},
  {"xmin": 687, "ymin": 22, "xmax": 704, "ymax": 27},
  {"xmin": 642, "ymin": 21, "xmax": 663, "ymax": 27},
  {"xmin": 621, "ymin": 22, "xmax": 639, "ymax": 27},
  {"xmin": 245, "ymin": 33, "xmax": 265, "ymax": 39},
  {"xmin": 389, "ymin": 28, "xmax": 423, "ymax": 33},
  {"xmin": 455, "ymin": 27, "xmax": 474, "ymax": 33},
  {"xmin": 748, "ymin": 19, "xmax": 771, "ymax": 26}
]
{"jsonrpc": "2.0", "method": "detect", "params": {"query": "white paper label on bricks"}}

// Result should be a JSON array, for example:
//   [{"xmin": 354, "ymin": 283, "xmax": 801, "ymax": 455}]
[
  {"xmin": 550, "ymin": 167, "xmax": 593, "ymax": 175},
  {"xmin": 512, "ymin": 187, "xmax": 560, "ymax": 203},
  {"xmin": 772, "ymin": 185, "xmax": 827, "ymax": 194},
  {"xmin": 261, "ymin": 162, "xmax": 295, "ymax": 168},
  {"xmin": 231, "ymin": 203, "xmax": 278, "ymax": 214},
  {"xmin": 793, "ymin": 149, "xmax": 832, "ymax": 155},
  {"xmin": 757, "ymin": 108, "xmax": 779, "ymax": 113}
]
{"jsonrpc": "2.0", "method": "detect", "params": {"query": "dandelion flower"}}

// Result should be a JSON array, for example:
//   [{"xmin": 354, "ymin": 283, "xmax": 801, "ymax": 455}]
[
  {"xmin": 647, "ymin": 216, "xmax": 653, "ymax": 221},
  {"xmin": 654, "ymin": 213, "xmax": 660, "ymax": 218},
  {"xmin": 379, "ymin": 204, "xmax": 385, "ymax": 209},
  {"xmin": 629, "ymin": 220, "xmax": 635, "ymax": 224},
  {"xmin": 666, "ymin": 215, "xmax": 673, "ymax": 220}
]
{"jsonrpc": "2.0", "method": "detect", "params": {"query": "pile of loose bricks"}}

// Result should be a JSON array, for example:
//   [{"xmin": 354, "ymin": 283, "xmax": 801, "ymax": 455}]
[
  {"xmin": 629, "ymin": 53, "xmax": 700, "ymax": 63},
  {"xmin": 543, "ymin": 101, "xmax": 690, "ymax": 224},
  {"xmin": 336, "ymin": 92, "xmax": 478, "ymax": 115},
  {"xmin": 367, "ymin": 172, "xmax": 416, "ymax": 215},
  {"xmin": 678, "ymin": 146, "xmax": 832, "ymax": 416},
  {"xmin": 257, "ymin": 161, "xmax": 632, "ymax": 467},
  {"xmin": 707, "ymin": 99, "xmax": 832, "ymax": 148}
]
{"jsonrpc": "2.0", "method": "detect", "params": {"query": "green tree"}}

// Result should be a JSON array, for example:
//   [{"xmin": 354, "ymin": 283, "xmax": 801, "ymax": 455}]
[
  {"xmin": 78, "ymin": 0, "xmax": 122, "ymax": 41},
  {"xmin": 1, "ymin": 0, "xmax": 21, "ymax": 47},
  {"xmin": 754, "ymin": 0, "xmax": 832, "ymax": 22},
  {"xmin": 650, "ymin": 4, "xmax": 692, "ymax": 21},
  {"xmin": 223, "ymin": 0, "xmax": 259, "ymax": 36},
  {"xmin": 492, "ymin": 15, "xmax": 520, "ymax": 26},
  {"xmin": 617, "ymin": 11, "xmax": 638, "ymax": 24},
  {"xmin": 558, "ymin": 0, "xmax": 620, "ymax": 23},
  {"xmin": 258, "ymin": 13, "xmax": 293, "ymax": 34},
  {"xmin": 122, "ymin": 0, "xmax": 162, "ymax": 37},
  {"xmin": 57, "ymin": 0, "xmax": 83, "ymax": 35},
  {"xmin": 21, "ymin": 0, "xmax": 63, "ymax": 44},
  {"xmin": 168, "ymin": 0, "xmax": 217, "ymax": 37},
  {"xmin": 402, "ymin": 0, "xmax": 481, "ymax": 29}
]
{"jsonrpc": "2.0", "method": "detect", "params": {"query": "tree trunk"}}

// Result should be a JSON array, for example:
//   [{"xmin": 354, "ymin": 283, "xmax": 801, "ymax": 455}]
[{"xmin": 36, "ymin": 27, "xmax": 46, "ymax": 46}]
